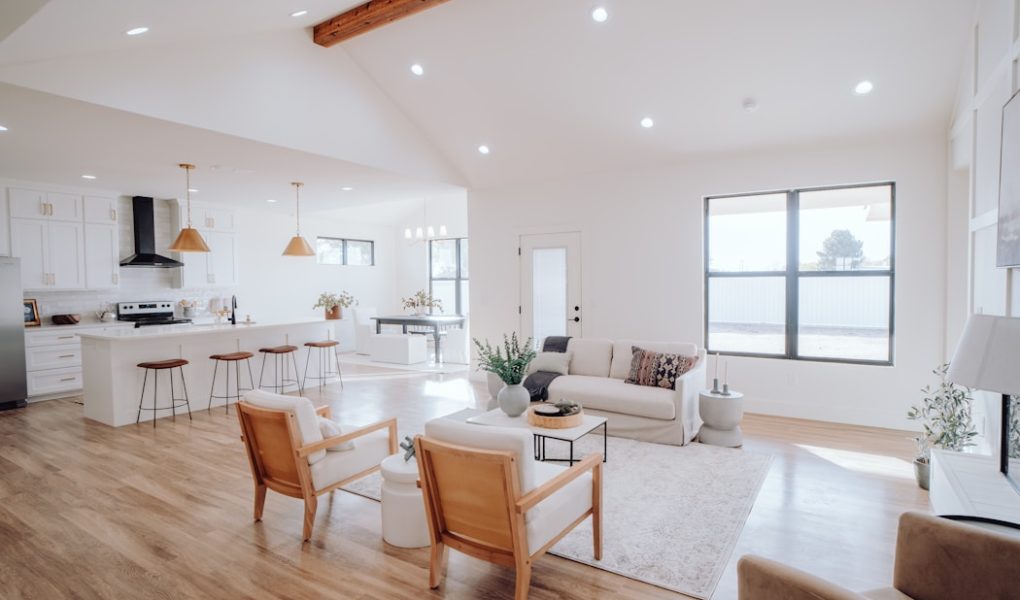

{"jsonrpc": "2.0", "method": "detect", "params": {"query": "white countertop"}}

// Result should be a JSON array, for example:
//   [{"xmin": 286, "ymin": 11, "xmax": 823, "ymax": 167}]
[
  {"xmin": 26, "ymin": 320, "xmax": 133, "ymax": 333},
  {"xmin": 77, "ymin": 319, "xmax": 330, "ymax": 341}
]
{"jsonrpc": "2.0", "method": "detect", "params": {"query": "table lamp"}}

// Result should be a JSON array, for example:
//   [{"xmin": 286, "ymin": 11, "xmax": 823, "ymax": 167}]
[{"xmin": 946, "ymin": 314, "xmax": 1020, "ymax": 482}]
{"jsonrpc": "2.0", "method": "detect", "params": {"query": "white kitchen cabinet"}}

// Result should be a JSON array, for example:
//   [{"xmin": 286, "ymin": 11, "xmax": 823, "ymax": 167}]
[
  {"xmin": 27, "ymin": 366, "xmax": 83, "ymax": 397},
  {"xmin": 201, "ymin": 206, "xmax": 234, "ymax": 232},
  {"xmin": 11, "ymin": 217, "xmax": 85, "ymax": 290},
  {"xmin": 171, "ymin": 199, "xmax": 238, "ymax": 289},
  {"xmin": 84, "ymin": 223, "xmax": 120, "ymax": 288},
  {"xmin": 83, "ymin": 196, "xmax": 119, "ymax": 225},
  {"xmin": 9, "ymin": 188, "xmax": 82, "ymax": 222},
  {"xmin": 0, "ymin": 189, "xmax": 9, "ymax": 256},
  {"xmin": 25, "ymin": 343, "xmax": 82, "ymax": 371}
]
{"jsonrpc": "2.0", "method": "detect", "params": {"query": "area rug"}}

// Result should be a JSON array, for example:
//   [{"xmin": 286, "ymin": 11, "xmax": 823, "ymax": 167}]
[{"xmin": 342, "ymin": 435, "xmax": 771, "ymax": 599}]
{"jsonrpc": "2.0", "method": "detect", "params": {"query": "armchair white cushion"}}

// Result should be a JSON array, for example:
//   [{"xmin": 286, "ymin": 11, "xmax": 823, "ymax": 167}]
[
  {"xmin": 308, "ymin": 429, "xmax": 391, "ymax": 490},
  {"xmin": 243, "ymin": 389, "xmax": 327, "ymax": 464}
]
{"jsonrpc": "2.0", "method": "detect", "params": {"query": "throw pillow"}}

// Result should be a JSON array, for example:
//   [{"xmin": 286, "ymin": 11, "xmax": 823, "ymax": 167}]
[
  {"xmin": 317, "ymin": 417, "xmax": 356, "ymax": 452},
  {"xmin": 625, "ymin": 347, "xmax": 699, "ymax": 390},
  {"xmin": 528, "ymin": 351, "xmax": 573, "ymax": 375}
]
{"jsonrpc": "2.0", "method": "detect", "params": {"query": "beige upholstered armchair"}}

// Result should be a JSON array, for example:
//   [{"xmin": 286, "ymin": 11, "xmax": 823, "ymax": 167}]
[
  {"xmin": 414, "ymin": 418, "xmax": 603, "ymax": 600},
  {"xmin": 738, "ymin": 511, "xmax": 1020, "ymax": 600},
  {"xmin": 236, "ymin": 390, "xmax": 397, "ymax": 541}
]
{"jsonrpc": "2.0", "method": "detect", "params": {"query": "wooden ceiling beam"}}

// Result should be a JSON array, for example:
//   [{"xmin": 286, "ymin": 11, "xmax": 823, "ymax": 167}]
[{"xmin": 314, "ymin": 0, "xmax": 453, "ymax": 47}]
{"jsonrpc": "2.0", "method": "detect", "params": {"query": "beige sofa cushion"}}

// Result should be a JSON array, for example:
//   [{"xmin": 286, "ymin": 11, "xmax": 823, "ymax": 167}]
[
  {"xmin": 609, "ymin": 340, "xmax": 699, "ymax": 380},
  {"xmin": 548, "ymin": 375, "xmax": 675, "ymax": 420},
  {"xmin": 566, "ymin": 338, "xmax": 613, "ymax": 377}
]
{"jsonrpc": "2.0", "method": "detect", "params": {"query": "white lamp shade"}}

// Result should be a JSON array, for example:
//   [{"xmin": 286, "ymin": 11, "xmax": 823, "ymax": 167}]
[{"xmin": 947, "ymin": 314, "xmax": 1020, "ymax": 395}]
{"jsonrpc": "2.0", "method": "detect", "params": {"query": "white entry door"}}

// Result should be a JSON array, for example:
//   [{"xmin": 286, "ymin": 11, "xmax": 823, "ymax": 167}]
[{"xmin": 520, "ymin": 232, "xmax": 582, "ymax": 347}]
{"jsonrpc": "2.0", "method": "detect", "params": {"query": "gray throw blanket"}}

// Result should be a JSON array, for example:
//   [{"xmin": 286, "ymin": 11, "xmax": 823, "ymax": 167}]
[{"xmin": 523, "ymin": 336, "xmax": 571, "ymax": 401}]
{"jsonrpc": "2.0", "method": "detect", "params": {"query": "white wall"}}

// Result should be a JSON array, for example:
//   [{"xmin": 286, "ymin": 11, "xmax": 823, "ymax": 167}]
[
  {"xmin": 469, "ymin": 131, "xmax": 948, "ymax": 430},
  {"xmin": 393, "ymin": 196, "xmax": 470, "ymax": 304},
  {"xmin": 948, "ymin": 0, "xmax": 1019, "ymax": 454},
  {"xmin": 234, "ymin": 208, "xmax": 398, "ymax": 323}
]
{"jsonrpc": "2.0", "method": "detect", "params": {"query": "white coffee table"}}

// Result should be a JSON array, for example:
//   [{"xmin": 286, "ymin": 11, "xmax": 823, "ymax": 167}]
[{"xmin": 466, "ymin": 408, "xmax": 608, "ymax": 464}]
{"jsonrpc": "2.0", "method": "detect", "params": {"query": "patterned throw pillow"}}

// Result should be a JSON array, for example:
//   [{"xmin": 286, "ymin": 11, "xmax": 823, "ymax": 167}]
[{"xmin": 625, "ymin": 347, "xmax": 699, "ymax": 390}]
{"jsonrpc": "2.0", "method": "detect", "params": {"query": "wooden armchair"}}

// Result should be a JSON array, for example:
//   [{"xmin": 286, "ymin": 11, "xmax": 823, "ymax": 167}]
[
  {"xmin": 236, "ymin": 390, "xmax": 397, "ymax": 541},
  {"xmin": 414, "ymin": 418, "xmax": 602, "ymax": 600}
]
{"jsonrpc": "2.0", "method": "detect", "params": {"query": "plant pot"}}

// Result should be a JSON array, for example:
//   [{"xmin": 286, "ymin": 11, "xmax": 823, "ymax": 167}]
[
  {"xmin": 486, "ymin": 372, "xmax": 506, "ymax": 400},
  {"xmin": 497, "ymin": 383, "xmax": 530, "ymax": 418},
  {"xmin": 414, "ymin": 308, "xmax": 427, "ymax": 316},
  {"xmin": 913, "ymin": 458, "xmax": 930, "ymax": 491},
  {"xmin": 325, "ymin": 306, "xmax": 342, "ymax": 320}
]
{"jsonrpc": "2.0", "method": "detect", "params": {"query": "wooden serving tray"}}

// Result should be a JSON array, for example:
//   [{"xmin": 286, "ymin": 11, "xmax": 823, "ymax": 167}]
[{"xmin": 527, "ymin": 406, "xmax": 584, "ymax": 429}]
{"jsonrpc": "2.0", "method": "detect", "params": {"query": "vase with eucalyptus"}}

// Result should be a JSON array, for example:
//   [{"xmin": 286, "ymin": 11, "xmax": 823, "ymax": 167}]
[
  {"xmin": 313, "ymin": 291, "xmax": 355, "ymax": 320},
  {"xmin": 474, "ymin": 333, "xmax": 536, "ymax": 417},
  {"xmin": 907, "ymin": 363, "xmax": 978, "ymax": 490},
  {"xmin": 402, "ymin": 290, "xmax": 442, "ymax": 316}
]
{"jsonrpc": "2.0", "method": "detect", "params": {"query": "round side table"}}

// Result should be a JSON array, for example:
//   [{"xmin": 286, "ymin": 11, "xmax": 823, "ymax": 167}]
[
  {"xmin": 380, "ymin": 453, "xmax": 430, "ymax": 548},
  {"xmin": 698, "ymin": 390, "xmax": 745, "ymax": 447}
]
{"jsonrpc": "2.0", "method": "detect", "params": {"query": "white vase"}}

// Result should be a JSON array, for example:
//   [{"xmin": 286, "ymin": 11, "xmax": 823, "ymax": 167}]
[{"xmin": 497, "ymin": 383, "xmax": 530, "ymax": 417}]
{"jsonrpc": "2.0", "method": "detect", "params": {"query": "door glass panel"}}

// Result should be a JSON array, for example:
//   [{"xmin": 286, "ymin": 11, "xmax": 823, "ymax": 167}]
[
  {"xmin": 532, "ymin": 248, "xmax": 567, "ymax": 346},
  {"xmin": 798, "ymin": 276, "xmax": 890, "ymax": 361},
  {"xmin": 707, "ymin": 277, "xmax": 786, "ymax": 354}
]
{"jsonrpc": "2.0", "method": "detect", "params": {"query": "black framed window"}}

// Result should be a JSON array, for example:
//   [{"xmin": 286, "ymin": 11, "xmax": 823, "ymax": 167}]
[
  {"xmin": 704, "ymin": 182, "xmax": 895, "ymax": 365},
  {"xmin": 315, "ymin": 237, "xmax": 375, "ymax": 266},
  {"xmin": 429, "ymin": 238, "xmax": 468, "ymax": 315}
]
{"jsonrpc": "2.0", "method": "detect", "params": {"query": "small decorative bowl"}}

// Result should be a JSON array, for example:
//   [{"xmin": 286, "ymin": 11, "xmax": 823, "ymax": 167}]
[{"xmin": 51, "ymin": 314, "xmax": 81, "ymax": 325}]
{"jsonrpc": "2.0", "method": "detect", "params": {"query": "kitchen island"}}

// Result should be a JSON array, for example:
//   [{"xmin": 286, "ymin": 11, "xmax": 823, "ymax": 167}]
[{"xmin": 79, "ymin": 320, "xmax": 338, "ymax": 427}]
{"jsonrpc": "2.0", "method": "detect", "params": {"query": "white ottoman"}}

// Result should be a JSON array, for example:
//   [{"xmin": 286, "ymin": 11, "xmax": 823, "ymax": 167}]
[
  {"xmin": 698, "ymin": 390, "xmax": 745, "ymax": 447},
  {"xmin": 380, "ymin": 453, "xmax": 430, "ymax": 548},
  {"xmin": 370, "ymin": 334, "xmax": 428, "ymax": 364}
]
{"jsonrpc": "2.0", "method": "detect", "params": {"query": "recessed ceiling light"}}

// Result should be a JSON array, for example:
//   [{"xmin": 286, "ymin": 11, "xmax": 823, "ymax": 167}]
[
  {"xmin": 854, "ymin": 80, "xmax": 874, "ymax": 95},
  {"xmin": 125, "ymin": 27, "xmax": 149, "ymax": 36},
  {"xmin": 341, "ymin": 186, "xmax": 354, "ymax": 191},
  {"xmin": 410, "ymin": 63, "xmax": 424, "ymax": 76},
  {"xmin": 81, "ymin": 174, "xmax": 97, "ymax": 180},
  {"xmin": 267, "ymin": 198, "xmax": 277, "ymax": 203},
  {"xmin": 290, "ymin": 10, "xmax": 308, "ymax": 17},
  {"xmin": 640, "ymin": 117, "xmax": 654, "ymax": 128},
  {"xmin": 0, "ymin": 125, "xmax": 8, "ymax": 132},
  {"xmin": 188, "ymin": 188, "xmax": 199, "ymax": 193},
  {"xmin": 742, "ymin": 98, "xmax": 759, "ymax": 113},
  {"xmin": 478, "ymin": 145, "xmax": 490, "ymax": 155},
  {"xmin": 591, "ymin": 7, "xmax": 609, "ymax": 22}
]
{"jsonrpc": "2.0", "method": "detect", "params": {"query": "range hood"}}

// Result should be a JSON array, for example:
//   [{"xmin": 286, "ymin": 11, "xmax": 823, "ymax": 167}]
[{"xmin": 120, "ymin": 197, "xmax": 184, "ymax": 268}]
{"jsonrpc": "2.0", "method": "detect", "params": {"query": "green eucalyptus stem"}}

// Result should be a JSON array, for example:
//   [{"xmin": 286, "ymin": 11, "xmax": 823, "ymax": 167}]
[{"xmin": 473, "ymin": 333, "xmax": 536, "ymax": 385}]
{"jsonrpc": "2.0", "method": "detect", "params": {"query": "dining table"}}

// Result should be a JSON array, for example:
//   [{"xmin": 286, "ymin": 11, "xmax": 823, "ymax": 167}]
[{"xmin": 372, "ymin": 314, "xmax": 466, "ymax": 363}]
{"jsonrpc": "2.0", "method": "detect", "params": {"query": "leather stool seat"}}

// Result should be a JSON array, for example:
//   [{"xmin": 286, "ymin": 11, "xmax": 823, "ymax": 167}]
[
  {"xmin": 138, "ymin": 358, "xmax": 189, "ymax": 370},
  {"xmin": 304, "ymin": 340, "xmax": 339, "ymax": 348},
  {"xmin": 210, "ymin": 351, "xmax": 254, "ymax": 361},
  {"xmin": 259, "ymin": 345, "xmax": 298, "ymax": 354}
]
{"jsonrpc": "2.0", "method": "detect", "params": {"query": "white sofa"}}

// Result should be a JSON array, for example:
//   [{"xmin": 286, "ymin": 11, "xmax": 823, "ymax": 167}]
[{"xmin": 545, "ymin": 338, "xmax": 706, "ymax": 446}]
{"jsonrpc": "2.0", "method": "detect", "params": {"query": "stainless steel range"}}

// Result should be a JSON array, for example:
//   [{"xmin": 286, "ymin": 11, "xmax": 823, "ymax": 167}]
[{"xmin": 117, "ymin": 301, "xmax": 192, "ymax": 328}]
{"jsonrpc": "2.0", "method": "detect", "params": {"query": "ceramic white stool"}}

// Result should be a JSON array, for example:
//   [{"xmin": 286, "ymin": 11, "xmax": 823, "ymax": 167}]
[
  {"xmin": 380, "ymin": 453, "xmax": 430, "ymax": 548},
  {"xmin": 698, "ymin": 390, "xmax": 745, "ymax": 447}
]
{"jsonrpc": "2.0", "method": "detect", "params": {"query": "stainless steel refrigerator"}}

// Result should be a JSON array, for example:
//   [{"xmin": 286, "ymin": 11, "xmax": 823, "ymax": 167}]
[{"xmin": 0, "ymin": 257, "xmax": 28, "ymax": 410}]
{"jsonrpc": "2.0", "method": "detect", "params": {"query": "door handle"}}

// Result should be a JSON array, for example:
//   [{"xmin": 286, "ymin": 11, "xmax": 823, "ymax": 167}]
[{"xmin": 572, "ymin": 317, "xmax": 581, "ymax": 323}]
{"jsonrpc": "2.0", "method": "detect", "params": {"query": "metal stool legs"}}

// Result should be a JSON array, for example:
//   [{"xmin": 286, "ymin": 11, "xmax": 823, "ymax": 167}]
[
  {"xmin": 302, "ymin": 345, "xmax": 344, "ymax": 391},
  {"xmin": 208, "ymin": 358, "xmax": 255, "ymax": 413},
  {"xmin": 135, "ymin": 366, "xmax": 193, "ymax": 428},
  {"xmin": 258, "ymin": 351, "xmax": 303, "ymax": 395}
]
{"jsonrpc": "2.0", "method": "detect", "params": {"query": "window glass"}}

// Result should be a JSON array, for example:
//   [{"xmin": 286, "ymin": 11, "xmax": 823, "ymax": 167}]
[
  {"xmin": 316, "ymin": 238, "xmax": 343, "ymax": 265},
  {"xmin": 430, "ymin": 239, "xmax": 458, "ymax": 278},
  {"xmin": 707, "ymin": 277, "xmax": 786, "ymax": 355},
  {"xmin": 459, "ymin": 238, "xmax": 469, "ymax": 278},
  {"xmin": 430, "ymin": 280, "xmax": 456, "ymax": 315},
  {"xmin": 708, "ymin": 193, "xmax": 787, "ymax": 272},
  {"xmin": 346, "ymin": 240, "xmax": 374, "ymax": 266},
  {"xmin": 799, "ymin": 186, "xmax": 892, "ymax": 272},
  {"xmin": 797, "ymin": 277, "xmax": 890, "ymax": 361}
]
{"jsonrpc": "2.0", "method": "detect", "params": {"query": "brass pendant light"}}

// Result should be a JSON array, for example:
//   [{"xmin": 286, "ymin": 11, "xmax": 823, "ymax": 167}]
[
  {"xmin": 282, "ymin": 181, "xmax": 315, "ymax": 256},
  {"xmin": 168, "ymin": 163, "xmax": 210, "ymax": 253}
]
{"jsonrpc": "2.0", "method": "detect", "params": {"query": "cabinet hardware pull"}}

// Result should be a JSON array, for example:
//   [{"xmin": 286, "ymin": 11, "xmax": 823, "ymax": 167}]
[
  {"xmin": 58, "ymin": 354, "xmax": 75, "ymax": 359},
  {"xmin": 59, "ymin": 377, "xmax": 76, "ymax": 382},
  {"xmin": 58, "ymin": 336, "xmax": 74, "ymax": 340}
]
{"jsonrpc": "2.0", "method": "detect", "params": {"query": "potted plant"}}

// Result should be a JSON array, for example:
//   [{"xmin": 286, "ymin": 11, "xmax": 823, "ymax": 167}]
[
  {"xmin": 907, "ymin": 363, "xmax": 978, "ymax": 490},
  {"xmin": 402, "ymin": 290, "xmax": 442, "ymax": 316},
  {"xmin": 474, "ymin": 333, "xmax": 536, "ymax": 417},
  {"xmin": 313, "ymin": 291, "xmax": 355, "ymax": 320}
]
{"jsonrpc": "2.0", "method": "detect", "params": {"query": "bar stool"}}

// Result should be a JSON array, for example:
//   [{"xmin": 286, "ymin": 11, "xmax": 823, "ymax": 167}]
[
  {"xmin": 258, "ymin": 345, "xmax": 302, "ymax": 395},
  {"xmin": 302, "ymin": 340, "xmax": 344, "ymax": 391},
  {"xmin": 135, "ymin": 358, "xmax": 192, "ymax": 428},
  {"xmin": 208, "ymin": 351, "xmax": 255, "ymax": 414}
]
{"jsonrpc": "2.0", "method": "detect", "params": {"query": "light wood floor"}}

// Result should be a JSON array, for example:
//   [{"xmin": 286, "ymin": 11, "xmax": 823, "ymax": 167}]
[{"xmin": 0, "ymin": 368, "xmax": 929, "ymax": 599}]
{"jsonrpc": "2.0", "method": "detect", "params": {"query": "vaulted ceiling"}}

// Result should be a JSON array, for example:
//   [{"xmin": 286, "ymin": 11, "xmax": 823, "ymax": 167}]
[{"xmin": 0, "ymin": 0, "xmax": 977, "ymax": 198}]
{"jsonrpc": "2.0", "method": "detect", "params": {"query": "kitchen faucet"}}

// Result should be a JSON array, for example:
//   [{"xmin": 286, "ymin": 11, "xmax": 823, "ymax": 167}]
[{"xmin": 230, "ymin": 295, "xmax": 237, "ymax": 325}]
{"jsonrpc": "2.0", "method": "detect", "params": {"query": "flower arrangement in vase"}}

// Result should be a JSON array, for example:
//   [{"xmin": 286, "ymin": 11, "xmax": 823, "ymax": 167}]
[
  {"xmin": 473, "ymin": 333, "xmax": 536, "ymax": 417},
  {"xmin": 313, "ymin": 291, "xmax": 356, "ymax": 320},
  {"xmin": 402, "ymin": 290, "xmax": 442, "ymax": 316}
]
